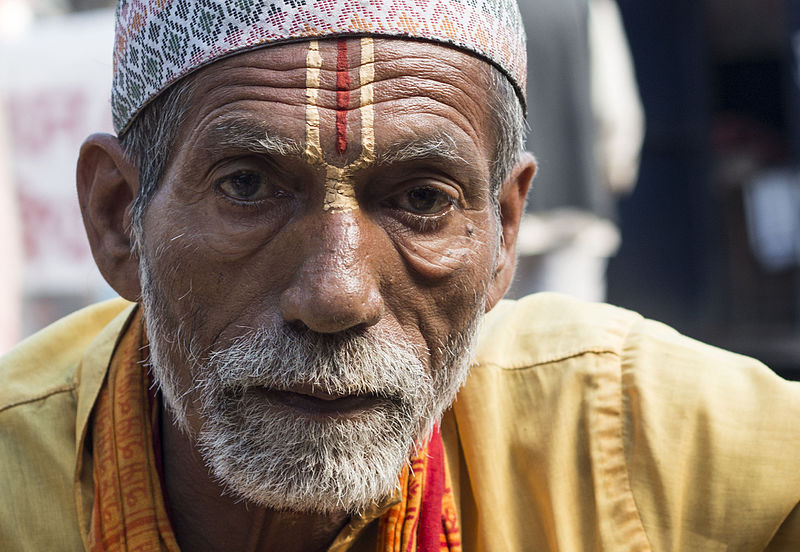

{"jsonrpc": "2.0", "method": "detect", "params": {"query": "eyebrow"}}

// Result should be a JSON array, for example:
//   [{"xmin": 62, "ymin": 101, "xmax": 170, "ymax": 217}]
[
  {"xmin": 201, "ymin": 117, "xmax": 304, "ymax": 158},
  {"xmin": 375, "ymin": 131, "xmax": 466, "ymax": 166}
]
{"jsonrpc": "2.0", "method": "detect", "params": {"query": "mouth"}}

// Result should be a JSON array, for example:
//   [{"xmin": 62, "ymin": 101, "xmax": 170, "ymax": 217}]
[{"xmin": 255, "ymin": 385, "xmax": 385, "ymax": 418}]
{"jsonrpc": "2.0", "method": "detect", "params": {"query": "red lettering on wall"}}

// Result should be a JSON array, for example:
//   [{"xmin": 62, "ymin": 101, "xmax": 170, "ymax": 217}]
[{"xmin": 5, "ymin": 88, "xmax": 88, "ymax": 155}]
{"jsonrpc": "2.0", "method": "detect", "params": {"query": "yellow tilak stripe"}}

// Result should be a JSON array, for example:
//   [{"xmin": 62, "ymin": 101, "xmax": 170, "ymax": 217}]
[
  {"xmin": 323, "ymin": 166, "xmax": 356, "ymax": 211},
  {"xmin": 305, "ymin": 40, "xmax": 323, "ymax": 163},
  {"xmin": 356, "ymin": 36, "xmax": 376, "ymax": 167}
]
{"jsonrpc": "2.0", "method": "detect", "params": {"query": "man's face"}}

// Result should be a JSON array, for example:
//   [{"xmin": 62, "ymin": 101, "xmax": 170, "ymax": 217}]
[{"xmin": 136, "ymin": 38, "xmax": 504, "ymax": 513}]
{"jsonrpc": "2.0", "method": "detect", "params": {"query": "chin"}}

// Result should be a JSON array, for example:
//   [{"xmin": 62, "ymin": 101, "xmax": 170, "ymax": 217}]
[{"xmin": 198, "ymin": 394, "xmax": 429, "ymax": 514}]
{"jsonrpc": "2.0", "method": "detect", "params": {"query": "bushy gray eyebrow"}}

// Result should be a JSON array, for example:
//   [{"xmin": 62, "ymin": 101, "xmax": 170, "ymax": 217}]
[
  {"xmin": 202, "ymin": 118, "xmax": 304, "ymax": 157},
  {"xmin": 375, "ymin": 131, "xmax": 465, "ymax": 166}
]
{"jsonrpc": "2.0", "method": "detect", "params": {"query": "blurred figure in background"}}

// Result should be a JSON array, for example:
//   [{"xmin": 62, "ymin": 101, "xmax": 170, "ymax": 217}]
[{"xmin": 509, "ymin": 0, "xmax": 643, "ymax": 302}]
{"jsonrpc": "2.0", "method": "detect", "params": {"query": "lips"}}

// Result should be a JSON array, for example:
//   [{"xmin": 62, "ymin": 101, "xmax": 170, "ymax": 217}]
[{"xmin": 255, "ymin": 386, "xmax": 384, "ymax": 417}]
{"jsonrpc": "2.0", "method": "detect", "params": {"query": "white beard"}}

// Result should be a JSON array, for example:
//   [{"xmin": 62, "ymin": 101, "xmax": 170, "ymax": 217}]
[{"xmin": 139, "ymin": 257, "xmax": 483, "ymax": 515}]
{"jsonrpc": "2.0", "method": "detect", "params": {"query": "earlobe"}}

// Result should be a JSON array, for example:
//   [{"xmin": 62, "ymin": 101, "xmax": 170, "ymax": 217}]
[
  {"xmin": 76, "ymin": 133, "xmax": 142, "ymax": 301},
  {"xmin": 484, "ymin": 152, "xmax": 536, "ymax": 311}
]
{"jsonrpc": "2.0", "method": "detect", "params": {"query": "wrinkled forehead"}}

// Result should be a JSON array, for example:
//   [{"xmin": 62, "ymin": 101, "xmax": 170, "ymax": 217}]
[
  {"xmin": 171, "ymin": 38, "xmax": 497, "ymax": 214},
  {"xmin": 111, "ymin": 0, "xmax": 526, "ymax": 134},
  {"xmin": 175, "ymin": 38, "xmax": 498, "ymax": 177}
]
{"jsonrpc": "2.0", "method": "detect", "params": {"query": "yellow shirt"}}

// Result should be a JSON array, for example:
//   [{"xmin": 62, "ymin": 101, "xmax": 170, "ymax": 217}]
[{"xmin": 1, "ymin": 294, "xmax": 799, "ymax": 551}]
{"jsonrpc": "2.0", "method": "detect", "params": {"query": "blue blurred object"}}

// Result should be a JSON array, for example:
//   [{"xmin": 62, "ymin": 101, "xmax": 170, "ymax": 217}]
[{"xmin": 743, "ymin": 170, "xmax": 800, "ymax": 272}]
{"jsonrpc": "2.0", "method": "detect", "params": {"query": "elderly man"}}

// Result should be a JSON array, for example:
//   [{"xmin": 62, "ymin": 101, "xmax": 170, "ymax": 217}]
[{"xmin": 1, "ymin": 0, "xmax": 799, "ymax": 550}]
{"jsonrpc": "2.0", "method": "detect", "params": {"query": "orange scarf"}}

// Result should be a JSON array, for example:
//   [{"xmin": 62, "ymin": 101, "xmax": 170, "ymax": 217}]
[
  {"xmin": 89, "ymin": 311, "xmax": 462, "ymax": 551},
  {"xmin": 376, "ymin": 426, "xmax": 463, "ymax": 552}
]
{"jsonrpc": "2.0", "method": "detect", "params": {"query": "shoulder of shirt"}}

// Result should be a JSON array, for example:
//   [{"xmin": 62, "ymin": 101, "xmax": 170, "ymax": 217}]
[
  {"xmin": 462, "ymin": 292, "xmax": 800, "ymax": 548},
  {"xmin": 0, "ymin": 298, "xmax": 135, "ymax": 550},
  {"xmin": 476, "ymin": 292, "xmax": 647, "ymax": 369},
  {"xmin": 0, "ymin": 297, "xmax": 135, "ymax": 413},
  {"xmin": 475, "ymin": 292, "xmax": 789, "ymax": 374}
]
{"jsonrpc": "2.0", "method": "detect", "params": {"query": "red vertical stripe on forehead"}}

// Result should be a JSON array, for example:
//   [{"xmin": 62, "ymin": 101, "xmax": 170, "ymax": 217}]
[{"xmin": 336, "ymin": 38, "xmax": 350, "ymax": 154}]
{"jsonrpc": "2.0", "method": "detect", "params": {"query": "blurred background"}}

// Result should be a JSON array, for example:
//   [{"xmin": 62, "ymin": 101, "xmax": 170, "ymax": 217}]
[{"xmin": 0, "ymin": 0, "xmax": 798, "ymax": 380}]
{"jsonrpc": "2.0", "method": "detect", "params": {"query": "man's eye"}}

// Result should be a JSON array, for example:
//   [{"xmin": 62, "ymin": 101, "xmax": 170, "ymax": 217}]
[
  {"xmin": 396, "ymin": 186, "xmax": 454, "ymax": 215},
  {"xmin": 217, "ymin": 172, "xmax": 273, "ymax": 201}
]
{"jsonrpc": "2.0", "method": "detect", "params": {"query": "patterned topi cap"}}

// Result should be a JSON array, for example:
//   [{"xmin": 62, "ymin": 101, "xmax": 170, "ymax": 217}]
[{"xmin": 111, "ymin": 0, "xmax": 527, "ymax": 134}]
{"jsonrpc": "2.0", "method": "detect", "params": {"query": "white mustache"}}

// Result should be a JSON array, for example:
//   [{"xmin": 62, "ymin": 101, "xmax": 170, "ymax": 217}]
[{"xmin": 201, "ymin": 324, "xmax": 432, "ymax": 405}]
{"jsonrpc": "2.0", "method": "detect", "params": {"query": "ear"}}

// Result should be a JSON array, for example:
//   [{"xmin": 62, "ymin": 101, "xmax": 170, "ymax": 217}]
[
  {"xmin": 485, "ymin": 152, "xmax": 536, "ymax": 311},
  {"xmin": 76, "ymin": 133, "xmax": 142, "ymax": 301}
]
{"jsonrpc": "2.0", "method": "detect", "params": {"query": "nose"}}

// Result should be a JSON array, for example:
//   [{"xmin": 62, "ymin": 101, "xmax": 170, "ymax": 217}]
[{"xmin": 279, "ymin": 212, "xmax": 383, "ymax": 334}]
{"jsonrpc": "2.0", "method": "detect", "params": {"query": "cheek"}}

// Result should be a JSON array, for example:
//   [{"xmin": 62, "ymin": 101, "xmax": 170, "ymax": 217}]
[
  {"xmin": 384, "ymin": 214, "xmax": 497, "ymax": 351},
  {"xmin": 390, "ymin": 214, "xmax": 497, "ymax": 281},
  {"xmin": 141, "ymin": 189, "xmax": 300, "ymax": 326},
  {"xmin": 157, "ymin": 172, "xmax": 299, "ymax": 263},
  {"xmin": 141, "ymin": 215, "xmax": 285, "ymax": 346}
]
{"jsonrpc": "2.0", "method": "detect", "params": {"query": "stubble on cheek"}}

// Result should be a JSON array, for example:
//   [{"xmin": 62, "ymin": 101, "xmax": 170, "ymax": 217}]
[
  {"xmin": 138, "ymin": 230, "xmax": 487, "ymax": 512},
  {"xmin": 138, "ymin": 243, "xmax": 211, "ymax": 433}
]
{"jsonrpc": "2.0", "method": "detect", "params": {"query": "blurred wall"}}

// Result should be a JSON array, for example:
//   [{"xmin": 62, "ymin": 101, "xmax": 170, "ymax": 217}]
[{"xmin": 0, "ymin": 8, "xmax": 116, "ymax": 347}]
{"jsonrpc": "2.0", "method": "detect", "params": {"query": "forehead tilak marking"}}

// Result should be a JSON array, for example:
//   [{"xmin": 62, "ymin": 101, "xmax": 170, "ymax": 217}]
[
  {"xmin": 304, "ymin": 38, "xmax": 376, "ymax": 212},
  {"xmin": 336, "ymin": 38, "xmax": 351, "ymax": 154}
]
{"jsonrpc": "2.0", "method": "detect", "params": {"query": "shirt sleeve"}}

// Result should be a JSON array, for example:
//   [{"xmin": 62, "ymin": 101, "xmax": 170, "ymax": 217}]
[{"xmin": 620, "ymin": 317, "xmax": 800, "ymax": 551}]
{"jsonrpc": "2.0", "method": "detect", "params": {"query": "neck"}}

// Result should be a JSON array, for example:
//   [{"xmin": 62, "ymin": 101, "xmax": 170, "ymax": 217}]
[{"xmin": 160, "ymin": 404, "xmax": 349, "ymax": 552}]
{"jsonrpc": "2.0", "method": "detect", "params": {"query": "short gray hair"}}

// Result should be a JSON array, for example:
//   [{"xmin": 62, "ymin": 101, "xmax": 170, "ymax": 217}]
[
  {"xmin": 485, "ymin": 65, "xmax": 526, "ymax": 198},
  {"xmin": 119, "ymin": 75, "xmax": 196, "ymax": 249},
  {"xmin": 120, "ymin": 63, "xmax": 525, "ymax": 244}
]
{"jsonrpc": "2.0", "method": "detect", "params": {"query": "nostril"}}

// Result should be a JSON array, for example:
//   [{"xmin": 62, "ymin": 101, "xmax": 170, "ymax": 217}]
[
  {"xmin": 285, "ymin": 319, "xmax": 310, "ymax": 333},
  {"xmin": 279, "ymin": 280, "xmax": 383, "ymax": 334}
]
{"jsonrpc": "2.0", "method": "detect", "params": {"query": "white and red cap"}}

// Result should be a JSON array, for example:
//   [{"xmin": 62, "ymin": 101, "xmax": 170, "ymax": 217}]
[{"xmin": 111, "ymin": 0, "xmax": 527, "ymax": 134}]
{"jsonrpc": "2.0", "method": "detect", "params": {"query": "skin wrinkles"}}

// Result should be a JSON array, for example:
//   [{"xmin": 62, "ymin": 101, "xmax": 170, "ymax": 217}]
[
  {"xmin": 369, "ymin": 52, "xmax": 489, "ymax": 143},
  {"xmin": 136, "ymin": 37, "xmax": 503, "ymax": 420},
  {"xmin": 73, "ymin": 30, "xmax": 538, "ymax": 549},
  {"xmin": 367, "ymin": 49, "xmax": 488, "ymax": 107},
  {"xmin": 383, "ymin": 74, "xmax": 485, "ymax": 114},
  {"xmin": 393, "ymin": 228, "xmax": 491, "ymax": 278},
  {"xmin": 176, "ymin": 40, "xmax": 489, "ymax": 141},
  {"xmin": 228, "ymin": 45, "xmax": 488, "ymax": 165}
]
